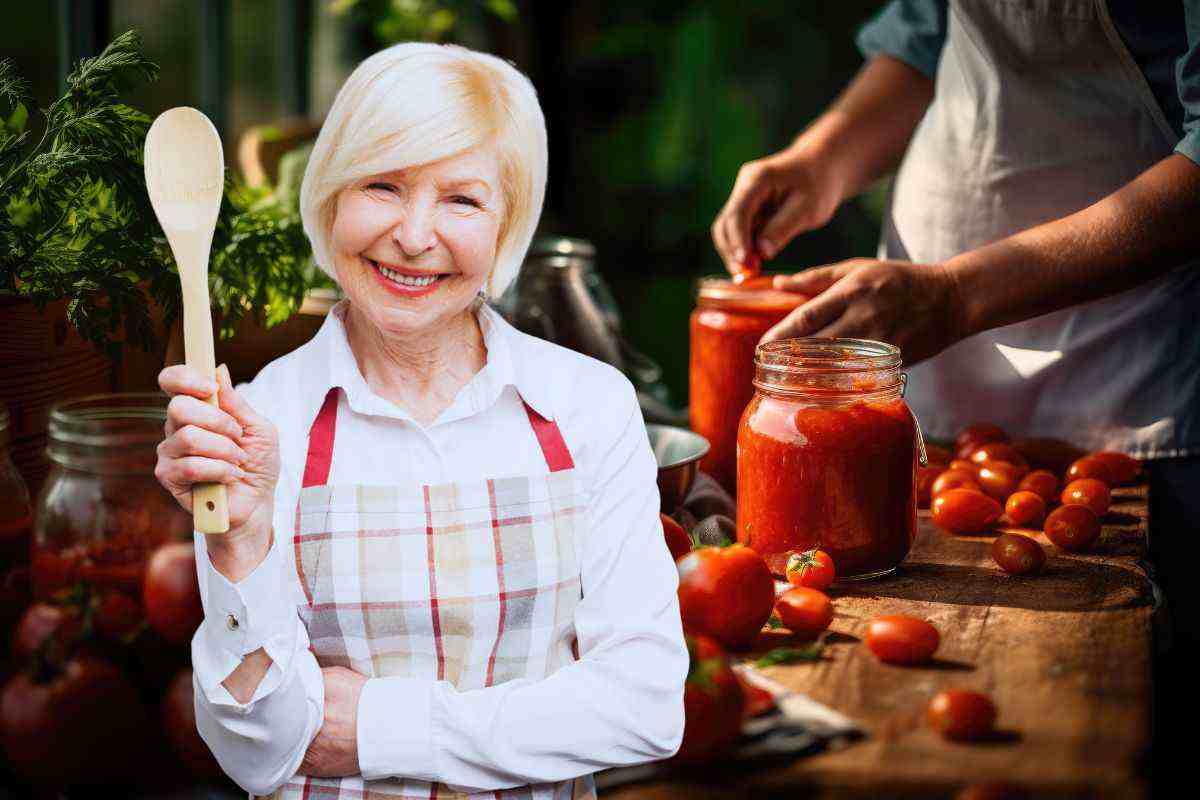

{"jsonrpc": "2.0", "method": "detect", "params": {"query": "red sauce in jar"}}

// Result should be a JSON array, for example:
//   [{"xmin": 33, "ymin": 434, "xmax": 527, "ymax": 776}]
[
  {"xmin": 689, "ymin": 277, "xmax": 806, "ymax": 494},
  {"xmin": 737, "ymin": 339, "xmax": 917, "ymax": 579}
]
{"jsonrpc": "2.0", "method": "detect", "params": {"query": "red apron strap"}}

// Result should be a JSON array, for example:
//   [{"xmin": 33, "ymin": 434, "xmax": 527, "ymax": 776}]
[
  {"xmin": 302, "ymin": 388, "xmax": 340, "ymax": 488},
  {"xmin": 523, "ymin": 400, "xmax": 575, "ymax": 472}
]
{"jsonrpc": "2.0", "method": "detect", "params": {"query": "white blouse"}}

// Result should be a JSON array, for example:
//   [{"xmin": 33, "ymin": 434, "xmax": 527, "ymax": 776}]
[{"xmin": 189, "ymin": 299, "xmax": 688, "ymax": 796}]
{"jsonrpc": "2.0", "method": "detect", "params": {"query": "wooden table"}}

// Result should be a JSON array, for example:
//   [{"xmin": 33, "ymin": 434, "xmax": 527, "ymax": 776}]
[{"xmin": 606, "ymin": 485, "xmax": 1155, "ymax": 799}]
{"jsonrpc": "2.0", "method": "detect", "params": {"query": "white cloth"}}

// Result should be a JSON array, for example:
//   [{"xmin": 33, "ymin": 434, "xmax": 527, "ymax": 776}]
[{"xmin": 189, "ymin": 299, "xmax": 688, "ymax": 797}]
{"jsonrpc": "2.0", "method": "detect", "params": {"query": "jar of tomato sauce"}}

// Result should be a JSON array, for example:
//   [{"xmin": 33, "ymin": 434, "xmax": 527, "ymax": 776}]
[
  {"xmin": 737, "ymin": 339, "xmax": 923, "ymax": 580},
  {"xmin": 32, "ymin": 394, "xmax": 192, "ymax": 602},
  {"xmin": 689, "ymin": 277, "xmax": 806, "ymax": 494}
]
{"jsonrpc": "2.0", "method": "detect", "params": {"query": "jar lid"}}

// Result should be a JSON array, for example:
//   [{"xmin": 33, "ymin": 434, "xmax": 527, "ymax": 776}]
[
  {"xmin": 527, "ymin": 236, "xmax": 595, "ymax": 259},
  {"xmin": 696, "ymin": 275, "xmax": 807, "ymax": 312}
]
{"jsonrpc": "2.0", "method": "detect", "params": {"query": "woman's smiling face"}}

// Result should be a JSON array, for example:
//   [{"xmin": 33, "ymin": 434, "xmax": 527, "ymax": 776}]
[{"xmin": 330, "ymin": 146, "xmax": 504, "ymax": 335}]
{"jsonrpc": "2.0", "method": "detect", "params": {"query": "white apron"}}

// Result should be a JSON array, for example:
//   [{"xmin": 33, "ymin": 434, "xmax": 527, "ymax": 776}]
[{"xmin": 885, "ymin": 0, "xmax": 1200, "ymax": 459}]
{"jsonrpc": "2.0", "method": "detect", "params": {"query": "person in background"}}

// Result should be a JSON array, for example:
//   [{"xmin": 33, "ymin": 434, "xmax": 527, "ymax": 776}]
[{"xmin": 712, "ymin": 0, "xmax": 1198, "ymax": 782}]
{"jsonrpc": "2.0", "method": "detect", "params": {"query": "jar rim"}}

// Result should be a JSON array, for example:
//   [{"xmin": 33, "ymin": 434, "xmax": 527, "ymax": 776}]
[
  {"xmin": 47, "ymin": 393, "xmax": 168, "ymax": 455},
  {"xmin": 755, "ymin": 338, "xmax": 902, "ymax": 372},
  {"xmin": 695, "ymin": 275, "xmax": 806, "ymax": 312}
]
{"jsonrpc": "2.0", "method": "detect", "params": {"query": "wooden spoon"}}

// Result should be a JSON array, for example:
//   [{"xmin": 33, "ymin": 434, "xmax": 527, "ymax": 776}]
[{"xmin": 144, "ymin": 107, "xmax": 229, "ymax": 534}]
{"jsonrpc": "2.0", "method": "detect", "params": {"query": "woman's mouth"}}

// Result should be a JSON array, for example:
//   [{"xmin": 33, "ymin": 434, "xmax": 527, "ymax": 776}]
[{"xmin": 366, "ymin": 257, "xmax": 447, "ymax": 297}]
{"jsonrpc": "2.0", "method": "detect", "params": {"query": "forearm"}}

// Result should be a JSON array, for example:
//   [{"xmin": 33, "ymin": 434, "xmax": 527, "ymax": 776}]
[
  {"xmin": 947, "ymin": 154, "xmax": 1200, "ymax": 337},
  {"xmin": 793, "ymin": 54, "xmax": 934, "ymax": 203}
]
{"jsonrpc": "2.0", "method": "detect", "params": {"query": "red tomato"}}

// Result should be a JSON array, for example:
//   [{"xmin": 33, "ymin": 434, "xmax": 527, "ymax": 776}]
[
  {"xmin": 864, "ymin": 615, "xmax": 940, "ymax": 665},
  {"xmin": 784, "ymin": 549, "xmax": 835, "ymax": 590},
  {"xmin": 775, "ymin": 587, "xmax": 834, "ymax": 640},
  {"xmin": 1089, "ymin": 451, "xmax": 1141, "ymax": 485},
  {"xmin": 977, "ymin": 462, "xmax": 1025, "ymax": 502},
  {"xmin": 92, "ymin": 590, "xmax": 142, "ymax": 642},
  {"xmin": 916, "ymin": 465, "xmax": 942, "ymax": 509},
  {"xmin": 954, "ymin": 424, "xmax": 1008, "ymax": 458},
  {"xmin": 1044, "ymin": 504, "xmax": 1101, "ymax": 552},
  {"xmin": 1004, "ymin": 491, "xmax": 1046, "ymax": 528},
  {"xmin": 928, "ymin": 690, "xmax": 997, "ymax": 741},
  {"xmin": 12, "ymin": 603, "xmax": 83, "ymax": 662},
  {"xmin": 162, "ymin": 668, "xmax": 223, "ymax": 779},
  {"xmin": 991, "ymin": 533, "xmax": 1046, "ymax": 575},
  {"xmin": 1065, "ymin": 455, "xmax": 1116, "ymax": 486},
  {"xmin": 931, "ymin": 490, "xmax": 1002, "ymax": 535},
  {"xmin": 661, "ymin": 513, "xmax": 692, "ymax": 562},
  {"xmin": 949, "ymin": 459, "xmax": 977, "ymax": 473},
  {"xmin": 1016, "ymin": 470, "xmax": 1058, "ymax": 504},
  {"xmin": 931, "ymin": 469, "xmax": 981, "ymax": 499},
  {"xmin": 143, "ymin": 542, "xmax": 203, "ymax": 646},
  {"xmin": 677, "ymin": 544, "xmax": 776, "ymax": 652},
  {"xmin": 1060, "ymin": 478, "xmax": 1111, "ymax": 517},
  {"xmin": 925, "ymin": 444, "xmax": 952, "ymax": 466},
  {"xmin": 671, "ymin": 634, "xmax": 744, "ymax": 763},
  {"xmin": 968, "ymin": 442, "xmax": 1028, "ymax": 470},
  {"xmin": 735, "ymin": 671, "xmax": 777, "ymax": 718}
]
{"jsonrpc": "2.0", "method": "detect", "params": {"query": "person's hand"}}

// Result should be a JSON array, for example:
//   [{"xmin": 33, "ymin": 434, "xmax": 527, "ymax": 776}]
[
  {"xmin": 299, "ymin": 666, "xmax": 368, "ymax": 778},
  {"xmin": 764, "ymin": 259, "xmax": 965, "ymax": 365},
  {"xmin": 711, "ymin": 145, "xmax": 844, "ymax": 275},
  {"xmin": 155, "ymin": 363, "xmax": 280, "ymax": 546}
]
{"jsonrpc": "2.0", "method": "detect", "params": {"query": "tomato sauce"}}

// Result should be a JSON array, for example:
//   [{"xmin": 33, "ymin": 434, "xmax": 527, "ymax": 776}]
[
  {"xmin": 689, "ymin": 277, "xmax": 806, "ymax": 494},
  {"xmin": 736, "ymin": 340, "xmax": 917, "ymax": 579}
]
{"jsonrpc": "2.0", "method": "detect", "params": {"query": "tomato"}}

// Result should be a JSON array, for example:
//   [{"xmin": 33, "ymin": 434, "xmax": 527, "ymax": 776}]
[
  {"xmin": 735, "ymin": 670, "xmax": 777, "ymax": 718},
  {"xmin": 991, "ymin": 533, "xmax": 1045, "ymax": 575},
  {"xmin": 916, "ymin": 465, "xmax": 942, "ymax": 509},
  {"xmin": 0, "ymin": 655, "xmax": 151, "ymax": 786},
  {"xmin": 785, "ymin": 549, "xmax": 835, "ymax": 590},
  {"xmin": 143, "ymin": 542, "xmax": 203, "ymax": 647},
  {"xmin": 162, "ymin": 668, "xmax": 223, "ymax": 779},
  {"xmin": 864, "ymin": 615, "xmax": 939, "ymax": 665},
  {"xmin": 927, "ymin": 690, "xmax": 997, "ymax": 741},
  {"xmin": 1016, "ymin": 470, "xmax": 1058, "ymax": 504},
  {"xmin": 977, "ymin": 462, "xmax": 1025, "ymax": 502},
  {"xmin": 671, "ymin": 634, "xmax": 744, "ymax": 763},
  {"xmin": 968, "ymin": 442, "xmax": 1028, "ymax": 470},
  {"xmin": 956, "ymin": 783, "xmax": 1031, "ymax": 800},
  {"xmin": 949, "ymin": 459, "xmax": 977, "ymax": 473},
  {"xmin": 661, "ymin": 513, "xmax": 692, "ymax": 562},
  {"xmin": 677, "ymin": 544, "xmax": 776, "ymax": 652},
  {"xmin": 1065, "ymin": 455, "xmax": 1116, "ymax": 486},
  {"xmin": 1060, "ymin": 478, "xmax": 1111, "ymax": 517},
  {"xmin": 931, "ymin": 489, "xmax": 1002, "ymax": 535},
  {"xmin": 1089, "ymin": 451, "xmax": 1141, "ymax": 485},
  {"xmin": 1044, "ymin": 504, "xmax": 1101, "ymax": 552},
  {"xmin": 775, "ymin": 587, "xmax": 834, "ymax": 640},
  {"xmin": 12, "ymin": 603, "xmax": 83, "ymax": 662},
  {"xmin": 932, "ymin": 469, "xmax": 981, "ymax": 498},
  {"xmin": 92, "ymin": 590, "xmax": 142, "ymax": 642},
  {"xmin": 1003, "ymin": 491, "xmax": 1046, "ymax": 528},
  {"xmin": 925, "ymin": 444, "xmax": 952, "ymax": 466},
  {"xmin": 954, "ymin": 424, "xmax": 1008, "ymax": 459}
]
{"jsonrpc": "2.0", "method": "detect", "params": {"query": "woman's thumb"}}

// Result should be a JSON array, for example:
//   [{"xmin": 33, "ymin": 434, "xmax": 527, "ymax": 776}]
[{"xmin": 215, "ymin": 364, "xmax": 259, "ymax": 428}]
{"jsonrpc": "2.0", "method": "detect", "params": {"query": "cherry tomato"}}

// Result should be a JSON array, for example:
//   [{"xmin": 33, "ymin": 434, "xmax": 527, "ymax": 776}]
[
  {"xmin": 954, "ymin": 424, "xmax": 1008, "ymax": 459},
  {"xmin": 661, "ymin": 513, "xmax": 692, "ymax": 562},
  {"xmin": 977, "ymin": 461, "xmax": 1025, "ymax": 502},
  {"xmin": 1089, "ymin": 451, "xmax": 1141, "ymax": 485},
  {"xmin": 949, "ymin": 459, "xmax": 977, "ymax": 473},
  {"xmin": 92, "ymin": 590, "xmax": 142, "ymax": 642},
  {"xmin": 775, "ymin": 587, "xmax": 834, "ymax": 640},
  {"xmin": 1003, "ymin": 491, "xmax": 1046, "ymax": 528},
  {"xmin": 931, "ymin": 489, "xmax": 1002, "ymax": 534},
  {"xmin": 143, "ymin": 542, "xmax": 203, "ymax": 647},
  {"xmin": 1065, "ymin": 455, "xmax": 1116, "ymax": 485},
  {"xmin": 927, "ymin": 690, "xmax": 997, "ymax": 741},
  {"xmin": 671, "ymin": 634, "xmax": 744, "ymax": 764},
  {"xmin": 1044, "ymin": 504, "xmax": 1101, "ymax": 552},
  {"xmin": 864, "ymin": 615, "xmax": 939, "ymax": 665},
  {"xmin": 932, "ymin": 470, "xmax": 982, "ymax": 499},
  {"xmin": 12, "ymin": 602, "xmax": 84, "ymax": 663},
  {"xmin": 1060, "ymin": 478, "xmax": 1111, "ymax": 517},
  {"xmin": 968, "ymin": 442, "xmax": 1028, "ymax": 470},
  {"xmin": 1016, "ymin": 470, "xmax": 1058, "ymax": 504},
  {"xmin": 678, "ymin": 544, "xmax": 776, "ymax": 652},
  {"xmin": 916, "ymin": 465, "xmax": 942, "ymax": 509},
  {"xmin": 991, "ymin": 533, "xmax": 1046, "ymax": 575},
  {"xmin": 785, "ymin": 549, "xmax": 835, "ymax": 590},
  {"xmin": 925, "ymin": 444, "xmax": 952, "ymax": 466}
]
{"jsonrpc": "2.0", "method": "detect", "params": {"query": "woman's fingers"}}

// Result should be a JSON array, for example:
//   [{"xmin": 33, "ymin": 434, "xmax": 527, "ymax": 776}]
[
  {"xmin": 772, "ymin": 262, "xmax": 855, "ymax": 296},
  {"xmin": 155, "ymin": 456, "xmax": 244, "ymax": 510},
  {"xmin": 159, "ymin": 364, "xmax": 218, "ymax": 400},
  {"xmin": 160, "ymin": 423, "xmax": 249, "ymax": 465},
  {"xmin": 756, "ymin": 191, "xmax": 816, "ymax": 260},
  {"xmin": 166, "ymin": 393, "xmax": 244, "ymax": 441},
  {"xmin": 213, "ymin": 363, "xmax": 264, "ymax": 430}
]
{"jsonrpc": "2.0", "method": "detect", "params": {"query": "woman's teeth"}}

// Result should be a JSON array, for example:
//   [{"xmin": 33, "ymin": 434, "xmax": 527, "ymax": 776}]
[{"xmin": 373, "ymin": 260, "xmax": 438, "ymax": 287}]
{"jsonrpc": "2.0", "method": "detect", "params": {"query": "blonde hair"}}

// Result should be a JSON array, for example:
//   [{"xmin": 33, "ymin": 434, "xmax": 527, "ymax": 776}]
[{"xmin": 299, "ymin": 42, "xmax": 547, "ymax": 297}]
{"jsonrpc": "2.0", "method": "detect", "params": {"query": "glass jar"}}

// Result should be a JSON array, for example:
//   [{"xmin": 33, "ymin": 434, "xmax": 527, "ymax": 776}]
[
  {"xmin": 0, "ymin": 407, "xmax": 34, "ymax": 574},
  {"xmin": 689, "ymin": 276, "xmax": 806, "ymax": 494},
  {"xmin": 32, "ymin": 393, "xmax": 192, "ymax": 602},
  {"xmin": 737, "ymin": 339, "xmax": 923, "ymax": 580}
]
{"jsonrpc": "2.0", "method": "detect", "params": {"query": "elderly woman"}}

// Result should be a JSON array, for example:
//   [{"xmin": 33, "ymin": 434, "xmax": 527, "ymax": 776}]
[{"xmin": 155, "ymin": 43, "xmax": 687, "ymax": 799}]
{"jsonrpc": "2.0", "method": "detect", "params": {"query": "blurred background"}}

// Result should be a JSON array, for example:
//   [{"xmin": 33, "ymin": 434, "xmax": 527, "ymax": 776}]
[{"xmin": 5, "ymin": 0, "xmax": 888, "ymax": 406}]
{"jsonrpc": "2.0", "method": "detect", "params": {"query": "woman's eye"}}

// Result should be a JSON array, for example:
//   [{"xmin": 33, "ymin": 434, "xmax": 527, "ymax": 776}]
[
  {"xmin": 365, "ymin": 182, "xmax": 396, "ymax": 193},
  {"xmin": 450, "ymin": 195, "xmax": 481, "ymax": 208}
]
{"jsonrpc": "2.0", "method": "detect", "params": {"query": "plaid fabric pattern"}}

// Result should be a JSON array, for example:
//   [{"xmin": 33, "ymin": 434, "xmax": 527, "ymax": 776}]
[{"xmin": 263, "ymin": 468, "xmax": 594, "ymax": 800}]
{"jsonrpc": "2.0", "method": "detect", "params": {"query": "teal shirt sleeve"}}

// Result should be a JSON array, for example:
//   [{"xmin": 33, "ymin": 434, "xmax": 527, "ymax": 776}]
[
  {"xmin": 1175, "ymin": 0, "xmax": 1200, "ymax": 166},
  {"xmin": 855, "ymin": 0, "xmax": 948, "ymax": 80}
]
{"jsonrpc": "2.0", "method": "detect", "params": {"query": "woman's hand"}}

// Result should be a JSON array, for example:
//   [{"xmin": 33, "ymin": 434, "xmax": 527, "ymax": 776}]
[
  {"xmin": 711, "ymin": 144, "xmax": 844, "ymax": 274},
  {"xmin": 764, "ymin": 259, "xmax": 966, "ymax": 365},
  {"xmin": 299, "ymin": 666, "xmax": 368, "ymax": 778},
  {"xmin": 155, "ymin": 363, "xmax": 280, "ymax": 550}
]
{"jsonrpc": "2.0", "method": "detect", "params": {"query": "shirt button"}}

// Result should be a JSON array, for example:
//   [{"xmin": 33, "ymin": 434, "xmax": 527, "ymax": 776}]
[{"xmin": 226, "ymin": 613, "xmax": 240, "ymax": 631}]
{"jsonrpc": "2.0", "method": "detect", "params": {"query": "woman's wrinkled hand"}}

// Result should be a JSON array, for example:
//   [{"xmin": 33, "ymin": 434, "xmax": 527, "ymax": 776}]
[
  {"xmin": 155, "ymin": 363, "xmax": 280, "ymax": 540},
  {"xmin": 763, "ymin": 259, "xmax": 966, "ymax": 365},
  {"xmin": 299, "ymin": 666, "xmax": 369, "ymax": 778},
  {"xmin": 711, "ymin": 145, "xmax": 844, "ymax": 275}
]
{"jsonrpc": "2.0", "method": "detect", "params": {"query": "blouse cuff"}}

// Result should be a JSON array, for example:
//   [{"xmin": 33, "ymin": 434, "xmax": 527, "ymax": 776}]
[
  {"xmin": 1175, "ymin": 129, "xmax": 1200, "ymax": 168},
  {"xmin": 356, "ymin": 676, "xmax": 438, "ymax": 782}
]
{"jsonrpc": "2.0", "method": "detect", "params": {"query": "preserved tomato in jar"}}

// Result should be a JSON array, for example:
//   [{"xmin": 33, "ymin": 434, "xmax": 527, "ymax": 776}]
[
  {"xmin": 689, "ymin": 277, "xmax": 806, "ymax": 493},
  {"xmin": 32, "ymin": 394, "xmax": 192, "ymax": 604},
  {"xmin": 737, "ymin": 339, "xmax": 920, "ymax": 579}
]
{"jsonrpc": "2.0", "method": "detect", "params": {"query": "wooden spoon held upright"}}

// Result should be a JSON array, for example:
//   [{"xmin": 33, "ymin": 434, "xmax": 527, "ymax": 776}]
[{"xmin": 144, "ymin": 107, "xmax": 229, "ymax": 534}]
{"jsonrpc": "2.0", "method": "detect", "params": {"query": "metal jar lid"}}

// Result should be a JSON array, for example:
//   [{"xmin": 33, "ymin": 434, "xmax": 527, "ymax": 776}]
[{"xmin": 526, "ymin": 236, "xmax": 596, "ymax": 263}]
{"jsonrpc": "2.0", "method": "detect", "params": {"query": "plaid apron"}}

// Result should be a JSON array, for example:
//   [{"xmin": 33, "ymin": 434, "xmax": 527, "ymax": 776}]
[{"xmin": 261, "ymin": 387, "xmax": 596, "ymax": 800}]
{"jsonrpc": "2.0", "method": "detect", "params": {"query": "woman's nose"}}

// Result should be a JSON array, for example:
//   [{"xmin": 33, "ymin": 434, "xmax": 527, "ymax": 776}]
[{"xmin": 390, "ymin": 204, "xmax": 437, "ymax": 257}]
